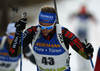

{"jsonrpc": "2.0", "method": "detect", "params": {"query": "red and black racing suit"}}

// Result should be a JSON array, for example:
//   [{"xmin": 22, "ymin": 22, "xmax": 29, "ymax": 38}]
[{"xmin": 9, "ymin": 26, "xmax": 91, "ymax": 64}]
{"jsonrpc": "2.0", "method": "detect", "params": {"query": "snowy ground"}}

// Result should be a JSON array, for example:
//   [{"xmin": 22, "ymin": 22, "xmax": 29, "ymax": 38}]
[{"xmin": 15, "ymin": 0, "xmax": 100, "ymax": 71}]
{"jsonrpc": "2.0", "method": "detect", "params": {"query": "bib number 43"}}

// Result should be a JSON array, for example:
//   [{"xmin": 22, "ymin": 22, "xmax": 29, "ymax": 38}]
[{"xmin": 42, "ymin": 57, "xmax": 55, "ymax": 65}]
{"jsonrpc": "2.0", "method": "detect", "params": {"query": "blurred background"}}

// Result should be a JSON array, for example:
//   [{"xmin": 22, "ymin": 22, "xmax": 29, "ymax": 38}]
[{"xmin": 0, "ymin": 0, "xmax": 100, "ymax": 71}]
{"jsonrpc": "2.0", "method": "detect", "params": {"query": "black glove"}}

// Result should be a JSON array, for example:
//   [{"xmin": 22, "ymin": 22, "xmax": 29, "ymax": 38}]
[
  {"xmin": 84, "ymin": 43, "xmax": 94, "ymax": 54},
  {"xmin": 15, "ymin": 18, "xmax": 27, "ymax": 31}
]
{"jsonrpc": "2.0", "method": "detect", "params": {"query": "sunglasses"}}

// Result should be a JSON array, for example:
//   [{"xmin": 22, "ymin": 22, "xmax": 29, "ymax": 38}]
[
  {"xmin": 38, "ymin": 24, "xmax": 54, "ymax": 30},
  {"xmin": 38, "ymin": 20, "xmax": 56, "ymax": 30},
  {"xmin": 8, "ymin": 35, "xmax": 14, "ymax": 39}
]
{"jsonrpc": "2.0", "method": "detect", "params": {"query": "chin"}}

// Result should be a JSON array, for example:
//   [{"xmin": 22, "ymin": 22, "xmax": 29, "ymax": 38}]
[{"xmin": 43, "ymin": 34, "xmax": 48, "ymax": 36}]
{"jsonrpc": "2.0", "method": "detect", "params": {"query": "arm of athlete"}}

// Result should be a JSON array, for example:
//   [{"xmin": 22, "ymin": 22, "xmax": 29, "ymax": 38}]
[
  {"xmin": 23, "ymin": 45, "xmax": 36, "ymax": 64},
  {"xmin": 9, "ymin": 18, "xmax": 38, "ymax": 57},
  {"xmin": 88, "ymin": 13, "xmax": 97, "ymax": 23},
  {"xmin": 62, "ymin": 28, "xmax": 94, "ymax": 59}
]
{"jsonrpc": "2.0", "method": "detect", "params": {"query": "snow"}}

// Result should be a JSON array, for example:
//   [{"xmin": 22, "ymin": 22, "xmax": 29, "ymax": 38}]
[{"xmin": 16, "ymin": 0, "xmax": 100, "ymax": 71}]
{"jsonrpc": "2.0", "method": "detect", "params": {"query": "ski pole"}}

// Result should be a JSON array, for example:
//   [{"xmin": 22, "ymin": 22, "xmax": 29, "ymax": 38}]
[
  {"xmin": 85, "ymin": 39, "xmax": 94, "ymax": 70},
  {"xmin": 20, "ymin": 12, "xmax": 27, "ymax": 71},
  {"xmin": 53, "ymin": 0, "xmax": 59, "ymax": 24},
  {"xmin": 89, "ymin": 55, "xmax": 94, "ymax": 70}
]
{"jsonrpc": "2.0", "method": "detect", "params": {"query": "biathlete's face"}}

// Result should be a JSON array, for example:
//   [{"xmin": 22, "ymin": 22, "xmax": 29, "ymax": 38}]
[{"xmin": 39, "ymin": 22, "xmax": 55, "ymax": 36}]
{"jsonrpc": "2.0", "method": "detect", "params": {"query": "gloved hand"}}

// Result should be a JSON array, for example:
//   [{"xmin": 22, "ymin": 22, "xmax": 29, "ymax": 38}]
[
  {"xmin": 15, "ymin": 18, "xmax": 27, "ymax": 31},
  {"xmin": 84, "ymin": 43, "xmax": 94, "ymax": 55}
]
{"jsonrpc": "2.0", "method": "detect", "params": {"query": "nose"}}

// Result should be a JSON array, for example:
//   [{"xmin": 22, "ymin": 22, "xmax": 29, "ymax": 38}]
[{"xmin": 42, "ymin": 29, "xmax": 47, "ymax": 31}]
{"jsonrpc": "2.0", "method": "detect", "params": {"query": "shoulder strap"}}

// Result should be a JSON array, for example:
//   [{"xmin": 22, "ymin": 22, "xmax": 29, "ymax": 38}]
[
  {"xmin": 0, "ymin": 36, "xmax": 7, "ymax": 49},
  {"xmin": 56, "ymin": 24, "xmax": 69, "ymax": 53},
  {"xmin": 31, "ymin": 27, "xmax": 41, "ymax": 48}
]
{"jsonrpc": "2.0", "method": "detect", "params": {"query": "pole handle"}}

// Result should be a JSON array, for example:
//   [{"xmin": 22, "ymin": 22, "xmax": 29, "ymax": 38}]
[{"xmin": 85, "ymin": 39, "xmax": 94, "ymax": 70}]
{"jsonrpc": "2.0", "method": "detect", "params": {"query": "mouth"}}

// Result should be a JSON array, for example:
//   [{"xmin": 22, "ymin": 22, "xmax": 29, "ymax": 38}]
[{"xmin": 42, "ymin": 30, "xmax": 48, "ymax": 36}]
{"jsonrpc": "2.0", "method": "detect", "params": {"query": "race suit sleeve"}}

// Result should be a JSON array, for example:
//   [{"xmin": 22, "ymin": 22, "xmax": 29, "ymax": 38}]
[
  {"xmin": 62, "ymin": 28, "xmax": 92, "ymax": 59},
  {"xmin": 23, "ymin": 45, "xmax": 36, "ymax": 64},
  {"xmin": 9, "ymin": 26, "xmax": 38, "ymax": 57}
]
